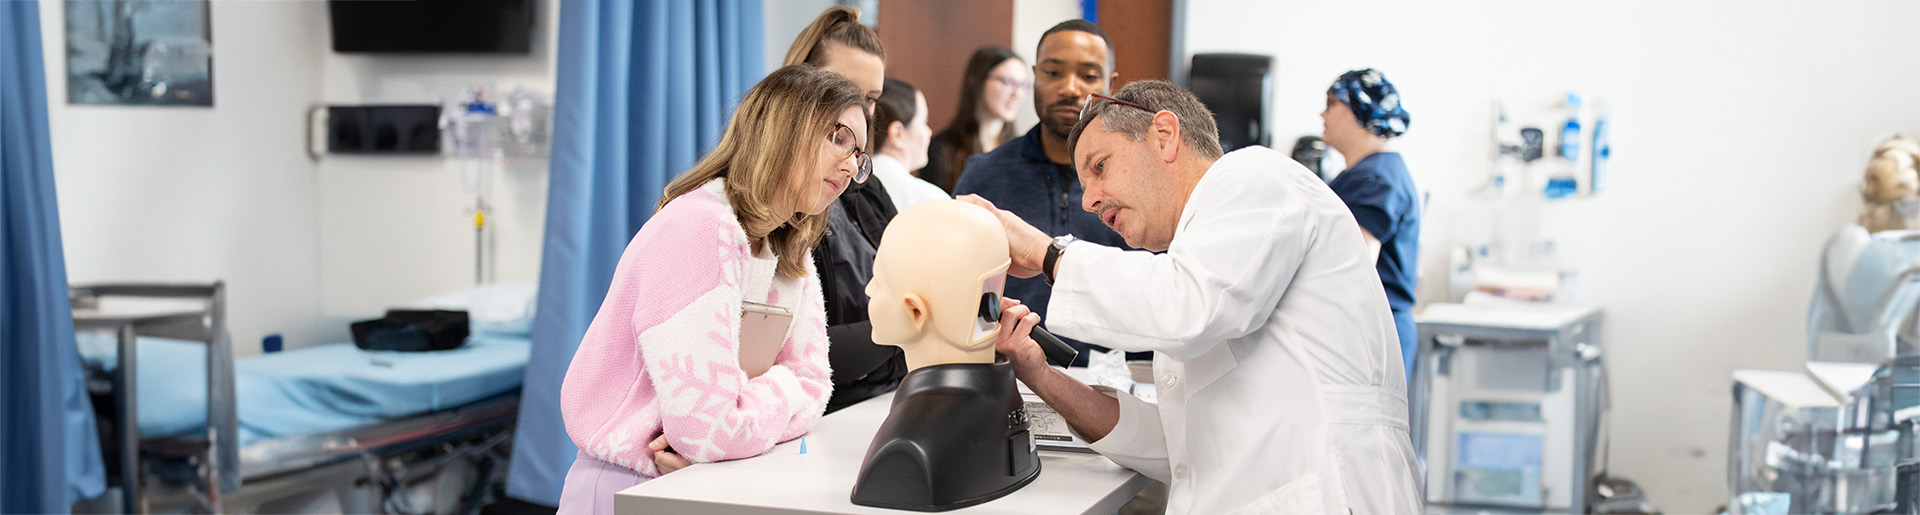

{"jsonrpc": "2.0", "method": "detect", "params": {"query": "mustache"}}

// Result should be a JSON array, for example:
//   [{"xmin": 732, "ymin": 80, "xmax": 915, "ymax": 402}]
[{"xmin": 1048, "ymin": 99, "xmax": 1083, "ymax": 111}]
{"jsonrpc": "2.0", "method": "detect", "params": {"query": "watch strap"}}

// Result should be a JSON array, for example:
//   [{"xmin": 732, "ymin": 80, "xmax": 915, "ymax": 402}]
[{"xmin": 1042, "ymin": 238, "xmax": 1065, "ymax": 285}]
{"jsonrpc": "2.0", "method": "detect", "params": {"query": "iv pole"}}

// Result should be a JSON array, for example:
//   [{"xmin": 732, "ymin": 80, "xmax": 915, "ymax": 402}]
[
  {"xmin": 453, "ymin": 89, "xmax": 497, "ymax": 286},
  {"xmin": 448, "ymin": 87, "xmax": 547, "ymax": 286}
]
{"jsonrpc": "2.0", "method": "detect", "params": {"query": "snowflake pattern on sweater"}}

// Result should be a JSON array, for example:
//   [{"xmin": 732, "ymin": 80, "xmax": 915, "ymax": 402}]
[{"xmin": 560, "ymin": 178, "xmax": 832, "ymax": 476}]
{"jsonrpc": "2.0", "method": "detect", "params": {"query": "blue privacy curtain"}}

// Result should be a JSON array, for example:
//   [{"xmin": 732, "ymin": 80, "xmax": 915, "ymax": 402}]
[
  {"xmin": 507, "ymin": 0, "xmax": 763, "ymax": 504},
  {"xmin": 2, "ymin": 1, "xmax": 107, "ymax": 513}
]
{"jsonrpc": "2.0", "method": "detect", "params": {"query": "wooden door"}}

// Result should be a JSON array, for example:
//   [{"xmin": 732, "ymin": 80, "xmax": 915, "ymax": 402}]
[
  {"xmin": 1097, "ymin": 0, "xmax": 1172, "ymax": 88},
  {"xmin": 874, "ymin": 0, "xmax": 1015, "ymax": 131}
]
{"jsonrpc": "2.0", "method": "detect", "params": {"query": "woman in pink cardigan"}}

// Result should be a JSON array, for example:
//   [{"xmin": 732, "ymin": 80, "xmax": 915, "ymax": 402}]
[{"xmin": 556, "ymin": 65, "xmax": 870, "ymax": 514}]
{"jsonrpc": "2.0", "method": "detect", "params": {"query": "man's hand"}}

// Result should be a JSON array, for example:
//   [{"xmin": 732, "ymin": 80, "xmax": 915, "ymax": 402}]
[
  {"xmin": 993, "ymin": 297, "xmax": 1047, "ymax": 378},
  {"xmin": 957, "ymin": 195, "xmax": 1051, "ymax": 278},
  {"xmin": 992, "ymin": 297, "xmax": 1121, "ymax": 443},
  {"xmin": 649, "ymin": 435, "xmax": 691, "ymax": 475}
]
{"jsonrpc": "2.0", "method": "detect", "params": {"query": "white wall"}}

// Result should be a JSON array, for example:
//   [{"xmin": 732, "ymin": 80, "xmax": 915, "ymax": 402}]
[
  {"xmin": 763, "ymin": 0, "xmax": 838, "ymax": 73},
  {"xmin": 1010, "ymin": 0, "xmax": 1080, "ymax": 133},
  {"xmin": 1185, "ymin": 0, "xmax": 1920, "ymax": 510},
  {"xmin": 41, "ymin": 2, "xmax": 332, "ymax": 352},
  {"xmin": 42, "ymin": 1, "xmax": 559, "ymax": 355},
  {"xmin": 314, "ymin": 0, "xmax": 558, "ymax": 326}
]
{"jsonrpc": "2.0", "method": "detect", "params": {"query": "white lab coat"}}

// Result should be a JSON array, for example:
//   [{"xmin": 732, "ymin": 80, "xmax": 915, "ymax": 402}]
[{"xmin": 1048, "ymin": 147, "xmax": 1422, "ymax": 514}]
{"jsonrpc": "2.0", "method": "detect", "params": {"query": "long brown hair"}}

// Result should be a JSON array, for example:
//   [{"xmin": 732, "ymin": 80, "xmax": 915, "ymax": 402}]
[
  {"xmin": 931, "ymin": 46, "xmax": 1022, "ymax": 190},
  {"xmin": 658, "ymin": 65, "xmax": 866, "ymax": 278},
  {"xmin": 782, "ymin": 6, "xmax": 885, "ymax": 68}
]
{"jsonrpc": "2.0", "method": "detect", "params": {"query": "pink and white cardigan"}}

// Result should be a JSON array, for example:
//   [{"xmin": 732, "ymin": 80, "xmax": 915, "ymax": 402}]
[{"xmin": 560, "ymin": 178, "xmax": 832, "ymax": 477}]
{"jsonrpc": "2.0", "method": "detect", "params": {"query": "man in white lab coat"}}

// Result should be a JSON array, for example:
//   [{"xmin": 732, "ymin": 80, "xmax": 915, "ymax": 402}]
[{"xmin": 965, "ymin": 80, "xmax": 1422, "ymax": 514}]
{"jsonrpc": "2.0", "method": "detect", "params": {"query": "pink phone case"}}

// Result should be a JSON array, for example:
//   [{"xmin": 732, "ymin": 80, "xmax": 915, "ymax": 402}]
[{"xmin": 738, "ymin": 301, "xmax": 792, "ymax": 378}]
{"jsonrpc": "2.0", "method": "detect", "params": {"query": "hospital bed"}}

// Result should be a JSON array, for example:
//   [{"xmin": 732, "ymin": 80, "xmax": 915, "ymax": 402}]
[{"xmin": 71, "ymin": 282, "xmax": 533, "ymax": 514}]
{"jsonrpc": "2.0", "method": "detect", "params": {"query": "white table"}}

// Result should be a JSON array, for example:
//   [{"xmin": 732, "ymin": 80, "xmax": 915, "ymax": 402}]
[{"xmin": 615, "ymin": 374, "xmax": 1152, "ymax": 514}]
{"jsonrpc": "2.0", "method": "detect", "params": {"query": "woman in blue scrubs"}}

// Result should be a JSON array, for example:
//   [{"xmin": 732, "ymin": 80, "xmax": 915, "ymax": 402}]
[{"xmin": 1321, "ymin": 69, "xmax": 1422, "ymax": 383}]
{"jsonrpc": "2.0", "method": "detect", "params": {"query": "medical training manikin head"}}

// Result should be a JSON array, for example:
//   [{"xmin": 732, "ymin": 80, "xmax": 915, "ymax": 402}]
[
  {"xmin": 866, "ymin": 200, "xmax": 1011, "ymax": 371},
  {"xmin": 1859, "ymin": 134, "xmax": 1920, "ymax": 233}
]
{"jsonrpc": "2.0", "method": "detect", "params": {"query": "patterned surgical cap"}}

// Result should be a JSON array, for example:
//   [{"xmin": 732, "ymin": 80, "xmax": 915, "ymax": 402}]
[{"xmin": 1328, "ymin": 69, "xmax": 1410, "ymax": 138}]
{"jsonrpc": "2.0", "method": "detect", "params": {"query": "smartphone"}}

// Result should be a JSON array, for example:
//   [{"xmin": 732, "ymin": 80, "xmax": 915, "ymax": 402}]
[{"xmin": 738, "ymin": 301, "xmax": 792, "ymax": 378}]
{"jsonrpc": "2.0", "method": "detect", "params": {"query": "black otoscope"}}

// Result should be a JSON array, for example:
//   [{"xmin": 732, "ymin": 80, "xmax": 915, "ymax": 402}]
[{"xmin": 979, "ymin": 292, "xmax": 1079, "ymax": 367}]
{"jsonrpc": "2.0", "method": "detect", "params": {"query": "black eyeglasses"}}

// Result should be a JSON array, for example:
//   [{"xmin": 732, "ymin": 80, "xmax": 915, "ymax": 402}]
[
  {"xmin": 1080, "ymin": 93, "xmax": 1154, "ymax": 122},
  {"xmin": 827, "ymin": 122, "xmax": 872, "ymax": 184}
]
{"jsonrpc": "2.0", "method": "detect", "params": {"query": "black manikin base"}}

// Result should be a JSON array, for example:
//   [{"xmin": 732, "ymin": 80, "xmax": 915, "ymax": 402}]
[{"xmin": 850, "ymin": 360, "xmax": 1040, "ymax": 511}]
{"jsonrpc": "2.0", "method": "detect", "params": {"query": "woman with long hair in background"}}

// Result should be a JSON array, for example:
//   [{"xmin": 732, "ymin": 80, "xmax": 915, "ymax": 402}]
[{"xmin": 921, "ymin": 45, "xmax": 1027, "ymax": 192}]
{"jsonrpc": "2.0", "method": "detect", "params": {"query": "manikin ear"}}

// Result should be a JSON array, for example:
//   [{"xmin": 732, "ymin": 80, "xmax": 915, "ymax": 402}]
[
  {"xmin": 902, "ymin": 292, "xmax": 929, "ymax": 332},
  {"xmin": 1152, "ymin": 111, "xmax": 1181, "ymax": 164}
]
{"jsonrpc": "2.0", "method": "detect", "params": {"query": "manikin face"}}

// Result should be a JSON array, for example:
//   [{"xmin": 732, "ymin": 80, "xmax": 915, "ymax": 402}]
[
  {"xmin": 1073, "ymin": 119, "xmax": 1182, "ymax": 252},
  {"xmin": 980, "ymin": 58, "xmax": 1029, "ymax": 123},
  {"xmin": 865, "ymin": 262, "xmax": 916, "ymax": 346},
  {"xmin": 801, "ymin": 106, "xmax": 867, "ymax": 215}
]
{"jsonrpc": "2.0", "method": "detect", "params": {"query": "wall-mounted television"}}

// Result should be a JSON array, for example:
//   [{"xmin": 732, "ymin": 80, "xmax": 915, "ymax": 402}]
[{"xmin": 328, "ymin": 0, "xmax": 534, "ymax": 54}]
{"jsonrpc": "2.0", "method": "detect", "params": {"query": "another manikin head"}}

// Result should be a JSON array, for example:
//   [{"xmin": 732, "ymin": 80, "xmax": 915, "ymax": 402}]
[
  {"xmin": 866, "ymin": 200, "xmax": 1010, "ymax": 371},
  {"xmin": 1860, "ymin": 134, "xmax": 1920, "ymax": 233}
]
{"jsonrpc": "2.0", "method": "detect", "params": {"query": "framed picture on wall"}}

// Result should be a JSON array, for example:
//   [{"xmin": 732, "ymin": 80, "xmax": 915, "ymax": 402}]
[{"xmin": 65, "ymin": 0, "xmax": 214, "ymax": 107}]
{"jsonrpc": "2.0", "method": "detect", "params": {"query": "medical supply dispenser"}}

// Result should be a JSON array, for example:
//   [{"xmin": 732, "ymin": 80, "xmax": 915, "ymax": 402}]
[
  {"xmin": 325, "ymin": 104, "xmax": 442, "ymax": 154},
  {"xmin": 1412, "ymin": 303, "xmax": 1607, "ymax": 513}
]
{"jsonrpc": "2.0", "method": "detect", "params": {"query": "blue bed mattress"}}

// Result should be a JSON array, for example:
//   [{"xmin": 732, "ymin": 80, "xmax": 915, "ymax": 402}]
[{"xmin": 76, "ymin": 332, "xmax": 531, "ymax": 445}]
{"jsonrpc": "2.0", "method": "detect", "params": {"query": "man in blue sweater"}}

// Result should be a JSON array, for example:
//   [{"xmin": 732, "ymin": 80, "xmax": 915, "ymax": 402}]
[{"xmin": 954, "ymin": 20, "xmax": 1135, "ymax": 365}]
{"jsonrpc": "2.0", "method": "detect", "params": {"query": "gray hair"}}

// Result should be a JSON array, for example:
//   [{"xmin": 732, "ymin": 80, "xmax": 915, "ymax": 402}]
[{"xmin": 1067, "ymin": 80, "xmax": 1225, "ymax": 163}]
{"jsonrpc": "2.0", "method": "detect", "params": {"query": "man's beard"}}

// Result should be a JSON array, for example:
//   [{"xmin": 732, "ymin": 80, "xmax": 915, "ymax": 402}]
[{"xmin": 1039, "ymin": 100, "xmax": 1080, "ymax": 140}]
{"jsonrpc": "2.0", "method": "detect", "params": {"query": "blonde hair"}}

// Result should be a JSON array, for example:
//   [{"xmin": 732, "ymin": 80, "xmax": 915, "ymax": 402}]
[
  {"xmin": 781, "ymin": 6, "xmax": 886, "ymax": 68},
  {"xmin": 1862, "ymin": 134, "xmax": 1920, "ymax": 203},
  {"xmin": 658, "ymin": 65, "xmax": 866, "ymax": 278}
]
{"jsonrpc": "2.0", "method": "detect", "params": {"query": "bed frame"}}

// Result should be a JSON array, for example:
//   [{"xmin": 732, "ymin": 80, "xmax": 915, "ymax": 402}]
[
  {"xmin": 71, "ymin": 283, "xmax": 237, "ymax": 513},
  {"xmin": 72, "ymin": 282, "xmax": 520, "ymax": 514}
]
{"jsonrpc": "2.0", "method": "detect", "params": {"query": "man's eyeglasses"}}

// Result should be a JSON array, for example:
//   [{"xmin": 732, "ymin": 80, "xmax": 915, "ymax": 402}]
[
  {"xmin": 1080, "ymin": 93, "xmax": 1154, "ymax": 123},
  {"xmin": 828, "ymin": 122, "xmax": 872, "ymax": 184}
]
